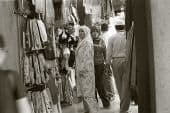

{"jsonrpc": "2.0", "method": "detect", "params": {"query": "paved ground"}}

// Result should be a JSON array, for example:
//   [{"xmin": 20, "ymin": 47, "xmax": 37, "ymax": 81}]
[
  {"xmin": 62, "ymin": 77, "xmax": 138, "ymax": 113},
  {"xmin": 62, "ymin": 94, "xmax": 138, "ymax": 113}
]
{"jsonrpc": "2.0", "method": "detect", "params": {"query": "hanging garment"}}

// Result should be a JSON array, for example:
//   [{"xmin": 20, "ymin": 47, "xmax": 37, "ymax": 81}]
[
  {"xmin": 46, "ymin": 60, "xmax": 62, "ymax": 105},
  {"xmin": 71, "ymin": 0, "xmax": 77, "ymax": 8},
  {"xmin": 101, "ymin": 0, "xmax": 114, "ymax": 19},
  {"xmin": 106, "ymin": 0, "xmax": 113, "ymax": 18},
  {"xmin": 29, "ymin": 56, "xmax": 35, "ymax": 85},
  {"xmin": 37, "ymin": 53, "xmax": 48, "ymax": 84},
  {"xmin": 25, "ymin": 20, "xmax": 32, "ymax": 50},
  {"xmin": 23, "ymin": 55, "xmax": 30, "ymax": 85},
  {"xmin": 34, "ymin": 0, "xmax": 46, "ymax": 14},
  {"xmin": 30, "ymin": 19, "xmax": 43, "ymax": 50},
  {"xmin": 101, "ymin": 0, "xmax": 107, "ymax": 19},
  {"xmin": 53, "ymin": 2, "xmax": 62, "ymax": 21},
  {"xmin": 29, "ymin": 89, "xmax": 54, "ymax": 113},
  {"xmin": 68, "ymin": 68, "xmax": 76, "ymax": 89},
  {"xmin": 62, "ymin": 0, "xmax": 71, "ymax": 24},
  {"xmin": 45, "ymin": 0, "xmax": 55, "ymax": 24},
  {"xmin": 70, "ymin": 5, "xmax": 79, "ymax": 23},
  {"xmin": 83, "ymin": 0, "xmax": 101, "ymax": 14},
  {"xmin": 77, "ymin": 0, "xmax": 85, "ymax": 25},
  {"xmin": 61, "ymin": 72, "xmax": 73, "ymax": 105},
  {"xmin": 32, "ymin": 54, "xmax": 42, "ymax": 85},
  {"xmin": 37, "ymin": 20, "xmax": 48, "ymax": 42},
  {"xmin": 112, "ymin": 0, "xmax": 125, "ymax": 11},
  {"xmin": 43, "ymin": 88, "xmax": 53, "ymax": 113},
  {"xmin": 44, "ymin": 26, "xmax": 57, "ymax": 60}
]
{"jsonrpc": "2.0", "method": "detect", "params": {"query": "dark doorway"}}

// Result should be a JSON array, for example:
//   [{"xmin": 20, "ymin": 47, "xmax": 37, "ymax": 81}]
[{"xmin": 126, "ymin": 0, "xmax": 156, "ymax": 113}]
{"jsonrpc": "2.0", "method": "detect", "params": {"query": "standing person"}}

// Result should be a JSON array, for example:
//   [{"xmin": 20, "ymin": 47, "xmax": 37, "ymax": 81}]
[
  {"xmin": 107, "ymin": 20, "xmax": 131, "ymax": 113},
  {"xmin": 100, "ymin": 23, "xmax": 115, "ymax": 101},
  {"xmin": 75, "ymin": 25, "xmax": 99, "ymax": 113},
  {"xmin": 59, "ymin": 22, "xmax": 79, "ymax": 105},
  {"xmin": 91, "ymin": 26, "xmax": 110, "ymax": 108},
  {"xmin": 0, "ymin": 34, "xmax": 32, "ymax": 113}
]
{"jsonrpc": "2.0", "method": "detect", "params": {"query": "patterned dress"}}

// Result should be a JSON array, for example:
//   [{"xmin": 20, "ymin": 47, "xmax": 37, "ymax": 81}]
[{"xmin": 75, "ymin": 39, "xmax": 99, "ymax": 113}]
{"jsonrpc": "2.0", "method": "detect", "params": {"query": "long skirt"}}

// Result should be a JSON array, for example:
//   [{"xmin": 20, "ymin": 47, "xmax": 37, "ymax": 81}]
[{"xmin": 103, "ymin": 64, "xmax": 115, "ymax": 99}]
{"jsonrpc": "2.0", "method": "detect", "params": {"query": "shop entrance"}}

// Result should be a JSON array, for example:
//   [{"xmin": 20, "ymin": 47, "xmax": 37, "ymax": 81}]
[{"xmin": 0, "ymin": 0, "xmax": 156, "ymax": 113}]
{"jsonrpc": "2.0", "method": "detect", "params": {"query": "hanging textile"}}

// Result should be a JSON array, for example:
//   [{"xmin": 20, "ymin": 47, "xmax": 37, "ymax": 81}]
[
  {"xmin": 62, "ymin": 0, "xmax": 71, "ymax": 24},
  {"xmin": 71, "ymin": 0, "xmax": 77, "ymax": 8},
  {"xmin": 34, "ymin": 0, "xmax": 46, "ymax": 14},
  {"xmin": 22, "ymin": 1, "xmax": 63, "ymax": 113},
  {"xmin": 28, "ymin": 88, "xmax": 53, "ymax": 113},
  {"xmin": 83, "ymin": 0, "xmax": 101, "ymax": 14},
  {"xmin": 70, "ymin": 4, "xmax": 79, "ymax": 24},
  {"xmin": 33, "ymin": 0, "xmax": 55, "ymax": 24},
  {"xmin": 101, "ymin": 0, "xmax": 114, "ymax": 19},
  {"xmin": 45, "ymin": 0, "xmax": 55, "ymax": 24},
  {"xmin": 53, "ymin": 1, "xmax": 62, "ymax": 25},
  {"xmin": 61, "ymin": 0, "xmax": 79, "ymax": 24},
  {"xmin": 77, "ymin": 0, "xmax": 85, "ymax": 25},
  {"xmin": 37, "ymin": 20, "xmax": 48, "ymax": 42},
  {"xmin": 112, "ymin": 0, "xmax": 126, "ymax": 11}
]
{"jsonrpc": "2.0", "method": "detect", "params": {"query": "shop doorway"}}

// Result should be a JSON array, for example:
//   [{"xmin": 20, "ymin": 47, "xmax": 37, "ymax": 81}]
[{"xmin": 127, "ymin": 0, "xmax": 156, "ymax": 113}]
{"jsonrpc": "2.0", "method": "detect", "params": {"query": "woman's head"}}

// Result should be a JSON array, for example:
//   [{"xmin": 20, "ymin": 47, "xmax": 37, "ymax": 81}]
[
  {"xmin": 79, "ymin": 25, "xmax": 91, "ymax": 40},
  {"xmin": 91, "ymin": 26, "xmax": 100, "ymax": 39},
  {"xmin": 0, "ymin": 35, "xmax": 7, "ymax": 65}
]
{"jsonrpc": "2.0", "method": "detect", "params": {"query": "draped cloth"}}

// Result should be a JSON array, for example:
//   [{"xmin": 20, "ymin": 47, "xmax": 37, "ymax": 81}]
[{"xmin": 75, "ymin": 26, "xmax": 99, "ymax": 113}]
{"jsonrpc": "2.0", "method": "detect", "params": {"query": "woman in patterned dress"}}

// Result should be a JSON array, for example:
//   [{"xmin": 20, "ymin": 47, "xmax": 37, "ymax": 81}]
[{"xmin": 75, "ymin": 26, "xmax": 99, "ymax": 113}]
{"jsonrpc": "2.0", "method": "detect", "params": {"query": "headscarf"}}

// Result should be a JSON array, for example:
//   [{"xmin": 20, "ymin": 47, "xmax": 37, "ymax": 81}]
[
  {"xmin": 78, "ymin": 25, "xmax": 93, "ymax": 44},
  {"xmin": 76, "ymin": 25, "xmax": 93, "ymax": 53}
]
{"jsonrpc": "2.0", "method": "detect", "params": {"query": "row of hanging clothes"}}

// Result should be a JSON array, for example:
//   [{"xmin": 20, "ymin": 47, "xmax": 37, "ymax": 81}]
[
  {"xmin": 16, "ymin": 0, "xmax": 80, "ymax": 113},
  {"xmin": 18, "ymin": 0, "xmax": 63, "ymax": 113}
]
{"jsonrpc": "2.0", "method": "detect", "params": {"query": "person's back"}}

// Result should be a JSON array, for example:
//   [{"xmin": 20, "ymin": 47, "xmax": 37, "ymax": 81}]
[
  {"xmin": 0, "ymin": 34, "xmax": 32, "ymax": 113},
  {"xmin": 0, "ymin": 70, "xmax": 24, "ymax": 113},
  {"xmin": 108, "ymin": 31, "xmax": 127, "ymax": 58}
]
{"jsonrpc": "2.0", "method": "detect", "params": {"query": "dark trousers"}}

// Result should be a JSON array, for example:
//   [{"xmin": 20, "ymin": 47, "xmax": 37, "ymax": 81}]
[{"xmin": 94, "ymin": 64, "xmax": 110, "ymax": 107}]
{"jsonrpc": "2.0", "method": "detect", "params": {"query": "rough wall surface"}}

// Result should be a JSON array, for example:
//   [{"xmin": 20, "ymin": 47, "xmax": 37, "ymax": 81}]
[{"xmin": 150, "ymin": 0, "xmax": 170, "ymax": 113}]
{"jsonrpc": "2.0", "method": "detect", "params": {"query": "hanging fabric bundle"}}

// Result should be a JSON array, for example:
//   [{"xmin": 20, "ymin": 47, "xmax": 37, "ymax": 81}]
[
  {"xmin": 37, "ymin": 20, "xmax": 48, "ymax": 42},
  {"xmin": 45, "ymin": 0, "xmax": 55, "ymax": 24},
  {"xmin": 29, "ymin": 88, "xmax": 53, "ymax": 113},
  {"xmin": 44, "ymin": 26, "xmax": 57, "ymax": 60},
  {"xmin": 33, "ymin": 0, "xmax": 46, "ymax": 15}
]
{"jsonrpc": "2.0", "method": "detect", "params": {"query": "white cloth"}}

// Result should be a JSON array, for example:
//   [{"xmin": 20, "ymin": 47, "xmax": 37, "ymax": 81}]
[
  {"xmin": 34, "ymin": 0, "xmax": 45, "ymax": 14},
  {"xmin": 45, "ymin": 0, "xmax": 55, "ymax": 24},
  {"xmin": 107, "ymin": 31, "xmax": 127, "ymax": 62},
  {"xmin": 68, "ymin": 68, "xmax": 76, "ymax": 88},
  {"xmin": 83, "ymin": 0, "xmax": 101, "ymax": 14},
  {"xmin": 37, "ymin": 20, "xmax": 48, "ymax": 42}
]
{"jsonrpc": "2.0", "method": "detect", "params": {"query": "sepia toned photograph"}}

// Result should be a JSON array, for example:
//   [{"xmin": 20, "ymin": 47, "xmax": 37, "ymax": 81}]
[{"xmin": 0, "ymin": 0, "xmax": 166, "ymax": 113}]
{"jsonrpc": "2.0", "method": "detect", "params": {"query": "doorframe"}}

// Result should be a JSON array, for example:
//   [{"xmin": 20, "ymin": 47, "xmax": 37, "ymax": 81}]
[{"xmin": 145, "ymin": 0, "xmax": 156, "ymax": 113}]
